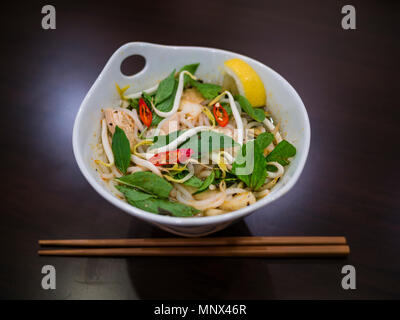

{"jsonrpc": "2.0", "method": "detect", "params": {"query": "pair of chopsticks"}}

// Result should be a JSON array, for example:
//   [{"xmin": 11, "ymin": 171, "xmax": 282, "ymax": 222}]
[{"xmin": 38, "ymin": 236, "xmax": 349, "ymax": 258}]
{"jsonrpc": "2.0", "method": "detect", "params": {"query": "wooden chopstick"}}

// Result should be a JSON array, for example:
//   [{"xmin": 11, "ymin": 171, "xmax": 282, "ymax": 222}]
[
  {"xmin": 38, "ymin": 236, "xmax": 347, "ymax": 247},
  {"xmin": 38, "ymin": 245, "xmax": 349, "ymax": 257}
]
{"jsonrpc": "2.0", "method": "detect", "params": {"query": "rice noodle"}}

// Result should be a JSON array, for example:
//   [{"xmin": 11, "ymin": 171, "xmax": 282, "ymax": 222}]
[
  {"xmin": 176, "ymin": 181, "xmax": 226, "ymax": 210},
  {"xmin": 125, "ymin": 83, "xmax": 159, "ymax": 99},
  {"xmin": 225, "ymin": 187, "xmax": 248, "ymax": 195},
  {"xmin": 255, "ymin": 188, "xmax": 270, "ymax": 198},
  {"xmin": 101, "ymin": 119, "xmax": 114, "ymax": 164},
  {"xmin": 148, "ymin": 126, "xmax": 210, "ymax": 155},
  {"xmin": 266, "ymin": 161, "xmax": 284, "ymax": 178},
  {"xmin": 173, "ymin": 183, "xmax": 194, "ymax": 200},
  {"xmin": 127, "ymin": 166, "xmax": 144, "ymax": 173},
  {"xmin": 263, "ymin": 118, "xmax": 283, "ymax": 143},
  {"xmin": 131, "ymin": 154, "xmax": 162, "ymax": 177}
]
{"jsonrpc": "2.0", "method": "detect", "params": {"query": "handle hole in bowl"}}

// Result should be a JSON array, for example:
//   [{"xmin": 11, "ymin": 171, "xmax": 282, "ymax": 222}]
[{"xmin": 120, "ymin": 54, "xmax": 146, "ymax": 77}]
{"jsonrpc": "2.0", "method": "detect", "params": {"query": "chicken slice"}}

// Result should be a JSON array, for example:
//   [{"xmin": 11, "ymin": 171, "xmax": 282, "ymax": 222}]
[{"xmin": 104, "ymin": 108, "xmax": 136, "ymax": 147}]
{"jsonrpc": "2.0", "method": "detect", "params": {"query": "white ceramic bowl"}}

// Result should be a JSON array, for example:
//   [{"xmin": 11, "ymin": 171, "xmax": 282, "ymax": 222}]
[{"xmin": 73, "ymin": 42, "xmax": 310, "ymax": 237}]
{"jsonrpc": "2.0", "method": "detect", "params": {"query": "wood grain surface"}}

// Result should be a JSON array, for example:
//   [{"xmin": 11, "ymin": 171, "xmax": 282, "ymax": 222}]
[{"xmin": 0, "ymin": 0, "xmax": 399, "ymax": 299}]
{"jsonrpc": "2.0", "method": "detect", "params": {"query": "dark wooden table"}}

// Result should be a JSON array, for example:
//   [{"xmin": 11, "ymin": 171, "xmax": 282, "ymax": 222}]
[{"xmin": 1, "ymin": 0, "xmax": 399, "ymax": 299}]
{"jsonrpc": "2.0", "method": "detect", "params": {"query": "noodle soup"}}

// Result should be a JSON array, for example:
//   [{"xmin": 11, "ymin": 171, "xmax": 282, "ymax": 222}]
[{"xmin": 94, "ymin": 60, "xmax": 296, "ymax": 217}]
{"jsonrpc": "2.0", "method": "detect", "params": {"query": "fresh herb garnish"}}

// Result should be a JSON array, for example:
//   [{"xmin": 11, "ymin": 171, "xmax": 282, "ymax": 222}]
[
  {"xmin": 115, "ymin": 185, "xmax": 155, "ymax": 201},
  {"xmin": 149, "ymin": 130, "xmax": 237, "ymax": 158},
  {"xmin": 150, "ymin": 130, "xmax": 184, "ymax": 150},
  {"xmin": 234, "ymin": 94, "xmax": 265, "ymax": 122},
  {"xmin": 173, "ymin": 170, "xmax": 203, "ymax": 188},
  {"xmin": 189, "ymin": 79, "xmax": 221, "ymax": 100},
  {"xmin": 232, "ymin": 134, "xmax": 269, "ymax": 190},
  {"xmin": 265, "ymin": 140, "xmax": 296, "ymax": 166},
  {"xmin": 111, "ymin": 126, "xmax": 131, "ymax": 174},
  {"xmin": 116, "ymin": 185, "xmax": 199, "ymax": 217},
  {"xmin": 266, "ymin": 164, "xmax": 278, "ymax": 172},
  {"xmin": 116, "ymin": 171, "xmax": 173, "ymax": 198},
  {"xmin": 193, "ymin": 170, "xmax": 215, "ymax": 195},
  {"xmin": 255, "ymin": 132, "xmax": 274, "ymax": 150},
  {"xmin": 179, "ymin": 63, "xmax": 200, "ymax": 86},
  {"xmin": 128, "ymin": 98, "xmax": 139, "ymax": 111},
  {"xmin": 179, "ymin": 131, "xmax": 238, "ymax": 157},
  {"xmin": 220, "ymin": 102, "xmax": 232, "ymax": 117},
  {"xmin": 155, "ymin": 70, "xmax": 176, "ymax": 104},
  {"xmin": 130, "ymin": 198, "xmax": 200, "ymax": 217}
]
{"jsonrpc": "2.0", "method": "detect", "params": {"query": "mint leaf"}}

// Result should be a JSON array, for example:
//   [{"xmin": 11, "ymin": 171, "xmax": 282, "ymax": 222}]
[
  {"xmin": 193, "ymin": 170, "xmax": 215, "ymax": 195},
  {"xmin": 179, "ymin": 131, "xmax": 238, "ymax": 157},
  {"xmin": 151, "ymin": 79, "xmax": 179, "ymax": 126},
  {"xmin": 255, "ymin": 132, "xmax": 274, "ymax": 150},
  {"xmin": 151, "ymin": 113, "xmax": 164, "ymax": 126},
  {"xmin": 184, "ymin": 176, "xmax": 203, "ymax": 188},
  {"xmin": 111, "ymin": 126, "xmax": 131, "ymax": 174},
  {"xmin": 265, "ymin": 140, "xmax": 296, "ymax": 166},
  {"xmin": 189, "ymin": 79, "xmax": 221, "ymax": 100},
  {"xmin": 149, "ymin": 130, "xmax": 184, "ymax": 150},
  {"xmin": 234, "ymin": 94, "xmax": 265, "ymax": 122},
  {"xmin": 220, "ymin": 102, "xmax": 233, "ymax": 117},
  {"xmin": 266, "ymin": 164, "xmax": 278, "ymax": 172},
  {"xmin": 232, "ymin": 133, "xmax": 269, "ymax": 190},
  {"xmin": 155, "ymin": 70, "xmax": 176, "ymax": 104},
  {"xmin": 141, "ymin": 91, "xmax": 153, "ymax": 105},
  {"xmin": 251, "ymin": 139, "xmax": 267, "ymax": 190},
  {"xmin": 173, "ymin": 171, "xmax": 203, "ymax": 188},
  {"xmin": 115, "ymin": 185, "xmax": 155, "ymax": 201},
  {"xmin": 149, "ymin": 130, "xmax": 237, "ymax": 158},
  {"xmin": 116, "ymin": 171, "xmax": 173, "ymax": 198},
  {"xmin": 128, "ymin": 98, "xmax": 139, "ymax": 111},
  {"xmin": 231, "ymin": 143, "xmax": 251, "ymax": 186},
  {"xmin": 179, "ymin": 63, "xmax": 200, "ymax": 86},
  {"xmin": 131, "ymin": 198, "xmax": 200, "ymax": 217}
]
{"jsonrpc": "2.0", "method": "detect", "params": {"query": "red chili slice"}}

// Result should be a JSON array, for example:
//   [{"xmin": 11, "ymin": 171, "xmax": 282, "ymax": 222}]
[
  {"xmin": 149, "ymin": 148, "xmax": 194, "ymax": 166},
  {"xmin": 139, "ymin": 98, "xmax": 152, "ymax": 127},
  {"xmin": 213, "ymin": 102, "xmax": 229, "ymax": 127}
]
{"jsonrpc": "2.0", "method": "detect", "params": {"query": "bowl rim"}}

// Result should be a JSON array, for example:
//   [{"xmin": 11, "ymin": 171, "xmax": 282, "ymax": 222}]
[{"xmin": 72, "ymin": 42, "xmax": 311, "ymax": 227}]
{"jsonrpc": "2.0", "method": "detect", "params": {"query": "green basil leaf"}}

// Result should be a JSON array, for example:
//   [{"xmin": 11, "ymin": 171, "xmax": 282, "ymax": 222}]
[
  {"xmin": 179, "ymin": 131, "xmax": 238, "ymax": 157},
  {"xmin": 151, "ymin": 113, "xmax": 164, "ymax": 126},
  {"xmin": 234, "ymin": 94, "xmax": 265, "ymax": 122},
  {"xmin": 184, "ymin": 176, "xmax": 203, "ymax": 188},
  {"xmin": 116, "ymin": 171, "xmax": 173, "ymax": 198},
  {"xmin": 232, "ymin": 133, "xmax": 269, "ymax": 190},
  {"xmin": 149, "ymin": 130, "xmax": 237, "ymax": 158},
  {"xmin": 266, "ymin": 164, "xmax": 278, "ymax": 172},
  {"xmin": 193, "ymin": 170, "xmax": 215, "ymax": 195},
  {"xmin": 220, "ymin": 102, "xmax": 233, "ymax": 117},
  {"xmin": 189, "ymin": 79, "xmax": 221, "ymax": 100},
  {"xmin": 141, "ymin": 92, "xmax": 153, "ymax": 105},
  {"xmin": 128, "ymin": 98, "xmax": 139, "ymax": 111},
  {"xmin": 149, "ymin": 130, "xmax": 184, "ymax": 150},
  {"xmin": 130, "ymin": 198, "xmax": 200, "ymax": 217},
  {"xmin": 111, "ymin": 126, "xmax": 131, "ymax": 174},
  {"xmin": 250, "ymin": 139, "xmax": 267, "ymax": 190},
  {"xmin": 231, "ymin": 143, "xmax": 251, "ymax": 186},
  {"xmin": 255, "ymin": 132, "xmax": 274, "ymax": 150},
  {"xmin": 115, "ymin": 185, "xmax": 156, "ymax": 201},
  {"xmin": 155, "ymin": 69, "xmax": 176, "ymax": 104},
  {"xmin": 179, "ymin": 63, "xmax": 200, "ymax": 86},
  {"xmin": 173, "ymin": 171, "xmax": 203, "ymax": 188},
  {"xmin": 265, "ymin": 140, "xmax": 296, "ymax": 166}
]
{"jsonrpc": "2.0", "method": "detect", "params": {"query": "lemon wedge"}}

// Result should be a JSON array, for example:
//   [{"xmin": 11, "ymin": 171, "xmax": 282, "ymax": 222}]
[{"xmin": 223, "ymin": 58, "xmax": 266, "ymax": 107}]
